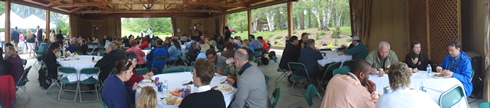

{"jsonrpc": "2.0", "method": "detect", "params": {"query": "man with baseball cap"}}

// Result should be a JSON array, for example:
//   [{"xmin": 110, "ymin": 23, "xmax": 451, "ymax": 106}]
[{"xmin": 342, "ymin": 36, "xmax": 368, "ymax": 60}]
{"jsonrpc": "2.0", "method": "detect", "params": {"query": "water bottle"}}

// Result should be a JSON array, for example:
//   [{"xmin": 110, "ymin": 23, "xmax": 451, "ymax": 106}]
[
  {"xmin": 163, "ymin": 80, "xmax": 168, "ymax": 97},
  {"xmin": 97, "ymin": 52, "xmax": 100, "ymax": 56},
  {"xmin": 419, "ymin": 81, "xmax": 427, "ymax": 92},
  {"xmin": 427, "ymin": 64, "xmax": 432, "ymax": 77}
]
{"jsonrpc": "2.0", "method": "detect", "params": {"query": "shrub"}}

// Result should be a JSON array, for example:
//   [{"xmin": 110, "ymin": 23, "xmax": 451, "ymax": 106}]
[
  {"xmin": 275, "ymin": 40, "xmax": 281, "ymax": 45},
  {"xmin": 293, "ymin": 31, "xmax": 297, "ymax": 34},
  {"xmin": 346, "ymin": 37, "xmax": 352, "ymax": 42},
  {"xmin": 307, "ymin": 32, "xmax": 311, "ymax": 35},
  {"xmin": 275, "ymin": 36, "xmax": 283, "ymax": 39},
  {"xmin": 334, "ymin": 38, "xmax": 339, "ymax": 46},
  {"xmin": 319, "ymin": 32, "xmax": 327, "ymax": 35},
  {"xmin": 164, "ymin": 32, "xmax": 172, "ymax": 35},
  {"xmin": 327, "ymin": 43, "xmax": 334, "ymax": 49},
  {"xmin": 331, "ymin": 27, "xmax": 341, "ymax": 38}
]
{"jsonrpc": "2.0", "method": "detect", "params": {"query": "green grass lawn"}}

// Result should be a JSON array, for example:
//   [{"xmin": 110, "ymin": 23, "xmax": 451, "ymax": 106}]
[
  {"xmin": 328, "ymin": 27, "xmax": 352, "ymax": 35},
  {"xmin": 231, "ymin": 27, "xmax": 351, "ymax": 39}
]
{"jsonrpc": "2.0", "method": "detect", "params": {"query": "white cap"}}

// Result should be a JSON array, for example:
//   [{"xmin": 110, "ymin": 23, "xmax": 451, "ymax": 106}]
[{"xmin": 352, "ymin": 36, "xmax": 360, "ymax": 41}]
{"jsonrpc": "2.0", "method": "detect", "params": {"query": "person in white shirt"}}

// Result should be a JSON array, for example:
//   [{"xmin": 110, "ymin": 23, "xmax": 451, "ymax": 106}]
[
  {"xmin": 376, "ymin": 62, "xmax": 439, "ymax": 108},
  {"xmin": 0, "ymin": 31, "xmax": 4, "ymax": 51},
  {"xmin": 233, "ymin": 36, "xmax": 242, "ymax": 47}
]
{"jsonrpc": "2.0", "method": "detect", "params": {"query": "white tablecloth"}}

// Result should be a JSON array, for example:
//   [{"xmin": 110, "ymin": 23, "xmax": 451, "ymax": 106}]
[
  {"xmin": 370, "ymin": 71, "xmax": 468, "ymax": 107},
  {"xmin": 88, "ymin": 44, "xmax": 98, "ymax": 49},
  {"xmin": 136, "ymin": 72, "xmax": 236, "ymax": 108},
  {"xmin": 56, "ymin": 55, "xmax": 102, "ymax": 82},
  {"xmin": 317, "ymin": 51, "xmax": 353, "ymax": 66}
]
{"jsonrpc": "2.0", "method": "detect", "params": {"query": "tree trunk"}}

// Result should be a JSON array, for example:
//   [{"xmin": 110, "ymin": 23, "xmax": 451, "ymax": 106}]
[
  {"xmin": 252, "ymin": 19, "xmax": 258, "ymax": 33},
  {"xmin": 300, "ymin": 9, "xmax": 305, "ymax": 30},
  {"xmin": 336, "ymin": 9, "xmax": 343, "ymax": 27},
  {"xmin": 240, "ymin": 22, "xmax": 243, "ymax": 33},
  {"xmin": 266, "ymin": 12, "xmax": 275, "ymax": 32},
  {"xmin": 312, "ymin": 7, "xmax": 322, "ymax": 30},
  {"xmin": 308, "ymin": 10, "xmax": 312, "ymax": 28},
  {"xmin": 323, "ymin": 6, "xmax": 332, "ymax": 31}
]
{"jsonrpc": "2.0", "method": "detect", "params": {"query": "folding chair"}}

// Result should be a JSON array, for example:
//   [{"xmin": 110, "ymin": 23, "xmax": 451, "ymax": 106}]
[
  {"xmin": 184, "ymin": 66, "xmax": 194, "ymax": 72},
  {"xmin": 439, "ymin": 85, "xmax": 467, "ymax": 108},
  {"xmin": 264, "ymin": 75, "xmax": 270, "ymax": 86},
  {"xmin": 21, "ymin": 59, "xmax": 27, "ymax": 66},
  {"xmin": 99, "ymin": 93, "xmax": 109, "ymax": 108},
  {"xmin": 342, "ymin": 60, "xmax": 356, "ymax": 68},
  {"xmin": 16, "ymin": 66, "xmax": 32, "ymax": 99},
  {"xmin": 253, "ymin": 48, "xmax": 264, "ymax": 64},
  {"xmin": 298, "ymin": 84, "xmax": 322, "ymax": 108},
  {"xmin": 45, "ymin": 62, "xmax": 61, "ymax": 93},
  {"xmin": 288, "ymin": 62, "xmax": 312, "ymax": 96},
  {"xmin": 332, "ymin": 66, "xmax": 350, "ymax": 76},
  {"xmin": 79, "ymin": 67, "xmax": 100, "ymax": 102},
  {"xmin": 161, "ymin": 68, "xmax": 185, "ymax": 74},
  {"xmin": 57, "ymin": 67, "xmax": 79, "ymax": 102},
  {"xmin": 270, "ymin": 88, "xmax": 281, "ymax": 108},
  {"xmin": 272, "ymin": 56, "xmax": 291, "ymax": 87},
  {"xmin": 136, "ymin": 68, "xmax": 150, "ymax": 75},
  {"xmin": 151, "ymin": 56, "xmax": 167, "ymax": 74},
  {"xmin": 319, "ymin": 62, "xmax": 342, "ymax": 91}
]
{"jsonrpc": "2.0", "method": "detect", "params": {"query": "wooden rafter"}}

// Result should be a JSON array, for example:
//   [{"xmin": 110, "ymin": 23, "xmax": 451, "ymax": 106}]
[
  {"xmin": 47, "ymin": 0, "xmax": 62, "ymax": 7},
  {"xmin": 77, "ymin": 9, "xmax": 222, "ymax": 14},
  {"xmin": 53, "ymin": 1, "xmax": 245, "ymax": 7},
  {"xmin": 69, "ymin": 6, "xmax": 85, "ymax": 13}
]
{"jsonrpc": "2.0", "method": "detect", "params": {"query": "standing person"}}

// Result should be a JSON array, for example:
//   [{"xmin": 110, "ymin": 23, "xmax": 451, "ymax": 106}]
[
  {"xmin": 146, "ymin": 28, "xmax": 153, "ymax": 37},
  {"xmin": 10, "ymin": 27, "xmax": 20, "ymax": 52},
  {"xmin": 25, "ymin": 29, "xmax": 37, "ymax": 57},
  {"xmin": 436, "ymin": 40, "xmax": 473, "ymax": 97},
  {"xmin": 18, "ymin": 32, "xmax": 25, "ymax": 54},
  {"xmin": 140, "ymin": 30, "xmax": 144, "ymax": 38},
  {"xmin": 36, "ymin": 26, "xmax": 43, "ymax": 48},
  {"xmin": 179, "ymin": 59, "xmax": 226, "ymax": 108},
  {"xmin": 404, "ymin": 41, "xmax": 431, "ymax": 70},
  {"xmin": 376, "ymin": 62, "xmax": 439, "ymax": 108},
  {"xmin": 50, "ymin": 30, "xmax": 55, "ymax": 42},
  {"xmin": 227, "ymin": 48, "xmax": 269, "ymax": 108},
  {"xmin": 6, "ymin": 46, "xmax": 24, "ymax": 84},
  {"xmin": 55, "ymin": 30, "xmax": 64, "ymax": 43},
  {"xmin": 224, "ymin": 26, "xmax": 231, "ymax": 41}
]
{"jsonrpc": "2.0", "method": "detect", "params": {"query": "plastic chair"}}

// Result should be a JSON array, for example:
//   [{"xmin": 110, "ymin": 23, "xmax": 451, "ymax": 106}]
[
  {"xmin": 144, "ymin": 48, "xmax": 152, "ymax": 50},
  {"xmin": 288, "ymin": 62, "xmax": 311, "ymax": 96},
  {"xmin": 170, "ymin": 54, "xmax": 184, "ymax": 67},
  {"xmin": 471, "ymin": 69, "xmax": 475, "ymax": 81},
  {"xmin": 439, "ymin": 85, "xmax": 467, "ymax": 108},
  {"xmin": 253, "ymin": 48, "xmax": 264, "ymax": 64},
  {"xmin": 16, "ymin": 66, "xmax": 32, "ymax": 99},
  {"xmin": 162, "ymin": 68, "xmax": 185, "ymax": 74},
  {"xmin": 184, "ymin": 66, "xmax": 194, "ymax": 72},
  {"xmin": 57, "ymin": 67, "xmax": 79, "ymax": 102},
  {"xmin": 136, "ymin": 68, "xmax": 150, "ymax": 75},
  {"xmin": 299, "ymin": 84, "xmax": 322, "ymax": 108},
  {"xmin": 151, "ymin": 56, "xmax": 167, "ymax": 74},
  {"xmin": 21, "ymin": 59, "xmax": 27, "ymax": 66},
  {"xmin": 342, "ymin": 60, "xmax": 356, "ymax": 68},
  {"xmin": 79, "ymin": 67, "xmax": 100, "ymax": 102},
  {"xmin": 480, "ymin": 102, "xmax": 490, "ymax": 108},
  {"xmin": 319, "ymin": 62, "xmax": 342, "ymax": 91},
  {"xmin": 265, "ymin": 75, "xmax": 270, "ymax": 86},
  {"xmin": 271, "ymin": 88, "xmax": 281, "ymax": 108},
  {"xmin": 99, "ymin": 93, "xmax": 109, "ymax": 108},
  {"xmin": 180, "ymin": 54, "xmax": 189, "ymax": 66},
  {"xmin": 332, "ymin": 67, "xmax": 350, "ymax": 76}
]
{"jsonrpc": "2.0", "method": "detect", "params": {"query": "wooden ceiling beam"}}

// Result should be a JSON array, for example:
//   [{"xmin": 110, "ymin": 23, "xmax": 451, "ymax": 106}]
[
  {"xmin": 77, "ymin": 9, "xmax": 222, "ymax": 14},
  {"xmin": 69, "ymin": 6, "xmax": 85, "ymax": 13},
  {"xmin": 12, "ymin": 0, "xmax": 69, "ymax": 14},
  {"xmin": 82, "ymin": 13, "xmax": 211, "ymax": 18},
  {"xmin": 54, "ymin": 1, "xmax": 245, "ymax": 7},
  {"xmin": 47, "ymin": 0, "xmax": 63, "ymax": 7}
]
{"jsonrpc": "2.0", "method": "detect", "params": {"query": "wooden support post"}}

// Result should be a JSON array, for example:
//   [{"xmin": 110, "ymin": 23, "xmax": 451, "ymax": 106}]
[
  {"xmin": 5, "ymin": 1, "xmax": 10, "ymax": 44},
  {"xmin": 247, "ymin": 9, "xmax": 252, "ymax": 35},
  {"xmin": 287, "ymin": 1, "xmax": 293, "ymax": 39},
  {"xmin": 46, "ymin": 10, "xmax": 51, "ymax": 41},
  {"xmin": 425, "ymin": 0, "xmax": 431, "ymax": 60},
  {"xmin": 224, "ymin": 14, "xmax": 227, "ymax": 27}
]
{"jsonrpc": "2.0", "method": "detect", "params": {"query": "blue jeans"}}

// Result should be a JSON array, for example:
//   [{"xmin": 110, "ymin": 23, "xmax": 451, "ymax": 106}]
[{"xmin": 0, "ymin": 41, "xmax": 4, "ymax": 50}]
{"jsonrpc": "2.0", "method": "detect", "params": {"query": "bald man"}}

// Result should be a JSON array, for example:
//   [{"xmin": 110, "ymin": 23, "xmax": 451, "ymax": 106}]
[
  {"xmin": 227, "ymin": 48, "xmax": 269, "ymax": 108},
  {"xmin": 365, "ymin": 41, "xmax": 399, "ymax": 73}
]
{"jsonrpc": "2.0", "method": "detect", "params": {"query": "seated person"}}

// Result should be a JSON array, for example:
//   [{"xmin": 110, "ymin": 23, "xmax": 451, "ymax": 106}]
[
  {"xmin": 6, "ymin": 46, "xmax": 24, "ymax": 84},
  {"xmin": 220, "ymin": 42, "xmax": 236, "ymax": 58},
  {"xmin": 95, "ymin": 41, "xmax": 126, "ymax": 84},
  {"xmin": 146, "ymin": 39, "xmax": 168, "ymax": 73},
  {"xmin": 43, "ymin": 42, "xmax": 62, "ymax": 79},
  {"xmin": 248, "ymin": 35, "xmax": 263, "ymax": 49},
  {"xmin": 376, "ymin": 62, "xmax": 439, "ymax": 108},
  {"xmin": 66, "ymin": 39, "xmax": 79, "ymax": 53},
  {"xmin": 242, "ymin": 40, "xmax": 254, "ymax": 53},
  {"xmin": 139, "ymin": 37, "xmax": 149, "ymax": 50},
  {"xmin": 436, "ymin": 40, "xmax": 473, "ymax": 97},
  {"xmin": 126, "ymin": 40, "xmax": 146, "ymax": 68},
  {"xmin": 321, "ymin": 59, "xmax": 378, "ymax": 108},
  {"xmin": 39, "ymin": 39, "xmax": 50, "ymax": 53},
  {"xmin": 136, "ymin": 86, "xmax": 157, "ymax": 108},
  {"xmin": 166, "ymin": 39, "xmax": 182, "ymax": 65},
  {"xmin": 342, "ymin": 36, "xmax": 368, "ymax": 60},
  {"xmin": 0, "ymin": 48, "xmax": 11, "ymax": 76},
  {"xmin": 404, "ymin": 41, "xmax": 431, "ymax": 70},
  {"xmin": 279, "ymin": 36, "xmax": 300, "ymax": 70},
  {"xmin": 102, "ymin": 60, "xmax": 139, "ymax": 108},
  {"xmin": 339, "ymin": 35, "xmax": 357, "ymax": 50},
  {"xmin": 298, "ymin": 39, "xmax": 323, "ymax": 78},
  {"xmin": 124, "ymin": 51, "xmax": 152, "ymax": 86},
  {"xmin": 80, "ymin": 40, "xmax": 88, "ymax": 55},
  {"xmin": 187, "ymin": 42, "xmax": 199, "ymax": 63},
  {"xmin": 365, "ymin": 41, "xmax": 399, "ymax": 73},
  {"xmin": 257, "ymin": 36, "xmax": 270, "ymax": 52},
  {"xmin": 180, "ymin": 59, "xmax": 226, "ymax": 108},
  {"xmin": 206, "ymin": 49, "xmax": 230, "ymax": 76},
  {"xmin": 196, "ymin": 44, "xmax": 210, "ymax": 61}
]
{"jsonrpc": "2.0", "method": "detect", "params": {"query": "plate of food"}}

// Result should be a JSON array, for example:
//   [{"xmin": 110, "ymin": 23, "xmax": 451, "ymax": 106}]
[
  {"xmin": 431, "ymin": 73, "xmax": 444, "ymax": 78},
  {"xmin": 215, "ymin": 85, "xmax": 235, "ymax": 94},
  {"xmin": 162, "ymin": 95, "xmax": 182, "ymax": 106},
  {"xmin": 141, "ymin": 79, "xmax": 153, "ymax": 84},
  {"xmin": 214, "ymin": 73, "xmax": 219, "ymax": 76},
  {"xmin": 412, "ymin": 68, "xmax": 419, "ymax": 73}
]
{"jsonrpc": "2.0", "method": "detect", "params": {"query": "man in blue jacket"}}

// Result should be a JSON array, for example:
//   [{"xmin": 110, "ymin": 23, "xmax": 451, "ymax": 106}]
[
  {"xmin": 147, "ymin": 39, "xmax": 168, "ymax": 73},
  {"xmin": 298, "ymin": 39, "xmax": 323, "ymax": 78},
  {"xmin": 436, "ymin": 40, "xmax": 473, "ymax": 97}
]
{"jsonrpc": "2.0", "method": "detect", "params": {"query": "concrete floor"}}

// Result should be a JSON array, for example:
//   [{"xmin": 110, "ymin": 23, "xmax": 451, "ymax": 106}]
[{"xmin": 10, "ymin": 49, "xmax": 485, "ymax": 108}]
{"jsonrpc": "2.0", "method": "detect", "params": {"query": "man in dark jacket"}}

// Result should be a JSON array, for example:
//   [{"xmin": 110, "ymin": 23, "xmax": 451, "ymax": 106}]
[
  {"xmin": 95, "ymin": 42, "xmax": 126, "ymax": 84},
  {"xmin": 80, "ymin": 40, "xmax": 88, "ymax": 55},
  {"xmin": 279, "ymin": 36, "xmax": 300, "ymax": 70},
  {"xmin": 224, "ymin": 26, "xmax": 231, "ymax": 41},
  {"xmin": 36, "ymin": 26, "xmax": 43, "ymax": 48},
  {"xmin": 298, "ymin": 39, "xmax": 323, "ymax": 78},
  {"xmin": 10, "ymin": 27, "xmax": 19, "ymax": 52},
  {"xmin": 0, "ymin": 48, "xmax": 11, "ymax": 76}
]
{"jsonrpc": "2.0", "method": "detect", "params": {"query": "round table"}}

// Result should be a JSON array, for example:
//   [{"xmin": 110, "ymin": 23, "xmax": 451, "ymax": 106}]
[
  {"xmin": 317, "ymin": 51, "xmax": 353, "ymax": 66},
  {"xmin": 136, "ymin": 72, "xmax": 236, "ymax": 108},
  {"xmin": 56, "ymin": 55, "xmax": 102, "ymax": 82},
  {"xmin": 369, "ymin": 71, "xmax": 468, "ymax": 107}
]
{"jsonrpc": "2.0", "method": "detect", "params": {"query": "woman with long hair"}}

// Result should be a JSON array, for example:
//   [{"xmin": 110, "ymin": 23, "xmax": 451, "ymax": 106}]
[
  {"xmin": 101, "ymin": 59, "xmax": 139, "ymax": 108},
  {"xmin": 167, "ymin": 39, "xmax": 182, "ymax": 63},
  {"xmin": 6, "ymin": 46, "xmax": 24, "ymax": 84},
  {"xmin": 25, "ymin": 29, "xmax": 37, "ymax": 57},
  {"xmin": 187, "ymin": 41, "xmax": 199, "ymax": 63},
  {"xmin": 136, "ymin": 86, "xmax": 157, "ymax": 108},
  {"xmin": 404, "ymin": 41, "xmax": 431, "ymax": 70}
]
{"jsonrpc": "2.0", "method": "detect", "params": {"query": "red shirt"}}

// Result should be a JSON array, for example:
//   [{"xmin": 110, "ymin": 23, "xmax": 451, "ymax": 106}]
[
  {"xmin": 139, "ymin": 41, "xmax": 149, "ymax": 49},
  {"xmin": 124, "ymin": 69, "xmax": 144, "ymax": 86},
  {"xmin": 260, "ymin": 40, "xmax": 270, "ymax": 52}
]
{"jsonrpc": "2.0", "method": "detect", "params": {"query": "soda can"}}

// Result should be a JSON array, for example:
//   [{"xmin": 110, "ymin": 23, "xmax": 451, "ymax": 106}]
[
  {"xmin": 155, "ymin": 77, "xmax": 159, "ymax": 86},
  {"xmin": 158, "ymin": 82, "xmax": 163, "ymax": 92},
  {"xmin": 92, "ymin": 57, "xmax": 95, "ymax": 61},
  {"xmin": 383, "ymin": 86, "xmax": 390, "ymax": 94}
]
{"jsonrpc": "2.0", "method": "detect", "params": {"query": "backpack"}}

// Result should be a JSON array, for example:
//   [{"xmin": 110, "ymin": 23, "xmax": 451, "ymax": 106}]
[
  {"xmin": 269, "ymin": 51, "xmax": 276, "ymax": 60},
  {"xmin": 38, "ymin": 63, "xmax": 51, "ymax": 90}
]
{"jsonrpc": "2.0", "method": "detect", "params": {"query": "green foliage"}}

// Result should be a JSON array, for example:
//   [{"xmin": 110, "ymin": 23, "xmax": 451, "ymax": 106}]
[
  {"xmin": 334, "ymin": 38, "xmax": 339, "ymax": 46},
  {"xmin": 331, "ymin": 27, "xmax": 341, "ymax": 38},
  {"xmin": 316, "ymin": 33, "xmax": 319, "ymax": 40},
  {"xmin": 293, "ymin": 31, "xmax": 297, "ymax": 34},
  {"xmin": 122, "ymin": 18, "xmax": 172, "ymax": 35},
  {"xmin": 328, "ymin": 27, "xmax": 351, "ymax": 35},
  {"xmin": 307, "ymin": 33, "xmax": 311, "ymax": 35},
  {"xmin": 327, "ymin": 43, "xmax": 334, "ymax": 49},
  {"xmin": 275, "ymin": 35, "xmax": 283, "ymax": 39},
  {"xmin": 275, "ymin": 40, "xmax": 281, "ymax": 45},
  {"xmin": 346, "ymin": 37, "xmax": 352, "ymax": 42},
  {"xmin": 319, "ymin": 32, "xmax": 327, "ymax": 35}
]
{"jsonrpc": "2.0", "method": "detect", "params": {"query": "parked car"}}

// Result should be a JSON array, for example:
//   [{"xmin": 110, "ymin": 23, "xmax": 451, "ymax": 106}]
[{"xmin": 229, "ymin": 29, "xmax": 237, "ymax": 34}]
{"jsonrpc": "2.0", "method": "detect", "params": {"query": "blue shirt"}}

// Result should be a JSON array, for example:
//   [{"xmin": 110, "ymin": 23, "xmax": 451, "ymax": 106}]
[
  {"xmin": 440, "ymin": 51, "xmax": 473, "ymax": 97},
  {"xmin": 102, "ymin": 74, "xmax": 135, "ymax": 108},
  {"xmin": 167, "ymin": 45, "xmax": 182, "ymax": 60},
  {"xmin": 185, "ymin": 40, "xmax": 200, "ymax": 51},
  {"xmin": 249, "ymin": 39, "xmax": 263, "ymax": 49},
  {"xmin": 196, "ymin": 52, "xmax": 208, "ymax": 61},
  {"xmin": 146, "ymin": 46, "xmax": 168, "ymax": 69}
]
